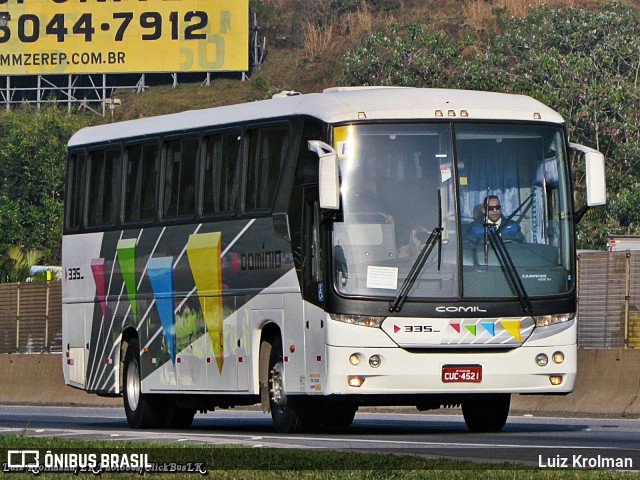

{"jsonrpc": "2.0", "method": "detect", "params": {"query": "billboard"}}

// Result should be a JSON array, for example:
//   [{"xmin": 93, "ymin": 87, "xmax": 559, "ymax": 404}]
[{"xmin": 0, "ymin": 0, "xmax": 249, "ymax": 75}]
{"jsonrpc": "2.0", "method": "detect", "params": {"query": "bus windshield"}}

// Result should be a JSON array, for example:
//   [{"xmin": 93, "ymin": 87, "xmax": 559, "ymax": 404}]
[{"xmin": 332, "ymin": 123, "xmax": 573, "ymax": 301}]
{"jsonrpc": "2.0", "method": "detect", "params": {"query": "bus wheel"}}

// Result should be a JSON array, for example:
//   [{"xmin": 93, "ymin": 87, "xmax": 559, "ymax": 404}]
[
  {"xmin": 123, "ymin": 338, "xmax": 160, "ymax": 429},
  {"xmin": 462, "ymin": 394, "xmax": 510, "ymax": 433},
  {"xmin": 267, "ymin": 337, "xmax": 315, "ymax": 433}
]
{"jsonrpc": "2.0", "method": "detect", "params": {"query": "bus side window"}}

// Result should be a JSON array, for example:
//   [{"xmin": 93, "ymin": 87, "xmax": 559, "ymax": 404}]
[
  {"xmin": 311, "ymin": 201, "xmax": 323, "ymax": 283},
  {"xmin": 163, "ymin": 136, "xmax": 198, "ymax": 219},
  {"xmin": 302, "ymin": 187, "xmax": 323, "ymax": 304},
  {"xmin": 87, "ymin": 149, "xmax": 120, "ymax": 227},
  {"xmin": 65, "ymin": 151, "xmax": 86, "ymax": 231},
  {"xmin": 124, "ymin": 143, "xmax": 158, "ymax": 223},
  {"xmin": 202, "ymin": 132, "xmax": 241, "ymax": 215},
  {"xmin": 245, "ymin": 126, "xmax": 290, "ymax": 212}
]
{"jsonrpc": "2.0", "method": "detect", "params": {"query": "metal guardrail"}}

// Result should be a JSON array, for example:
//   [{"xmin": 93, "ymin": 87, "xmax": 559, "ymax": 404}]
[
  {"xmin": 0, "ymin": 282, "xmax": 61, "ymax": 354},
  {"xmin": 0, "ymin": 252, "xmax": 638, "ymax": 354},
  {"xmin": 577, "ymin": 251, "xmax": 640, "ymax": 348}
]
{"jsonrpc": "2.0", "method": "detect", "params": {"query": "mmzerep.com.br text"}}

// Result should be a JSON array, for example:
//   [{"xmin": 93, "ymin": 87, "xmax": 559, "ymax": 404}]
[{"xmin": 0, "ymin": 51, "xmax": 125, "ymax": 67}]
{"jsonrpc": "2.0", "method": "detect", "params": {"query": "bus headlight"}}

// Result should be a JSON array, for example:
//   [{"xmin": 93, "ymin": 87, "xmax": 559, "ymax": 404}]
[
  {"xmin": 368, "ymin": 355, "xmax": 382, "ymax": 368},
  {"xmin": 535, "ymin": 353, "xmax": 548, "ymax": 367},
  {"xmin": 330, "ymin": 314, "xmax": 385, "ymax": 328},
  {"xmin": 349, "ymin": 353, "xmax": 361, "ymax": 366},
  {"xmin": 534, "ymin": 313, "xmax": 575, "ymax": 327}
]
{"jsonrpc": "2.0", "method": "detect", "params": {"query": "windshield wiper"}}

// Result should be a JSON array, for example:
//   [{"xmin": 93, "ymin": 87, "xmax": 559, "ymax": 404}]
[
  {"xmin": 485, "ymin": 225, "xmax": 533, "ymax": 316},
  {"xmin": 389, "ymin": 192, "xmax": 443, "ymax": 313},
  {"xmin": 389, "ymin": 227, "xmax": 442, "ymax": 313}
]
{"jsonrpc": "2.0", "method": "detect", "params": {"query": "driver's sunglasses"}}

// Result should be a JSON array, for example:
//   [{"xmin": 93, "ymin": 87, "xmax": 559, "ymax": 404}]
[{"xmin": 487, "ymin": 205, "xmax": 502, "ymax": 211}]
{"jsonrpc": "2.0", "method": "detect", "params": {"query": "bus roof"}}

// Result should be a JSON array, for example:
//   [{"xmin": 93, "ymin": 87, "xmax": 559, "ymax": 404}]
[{"xmin": 68, "ymin": 87, "xmax": 565, "ymax": 147}]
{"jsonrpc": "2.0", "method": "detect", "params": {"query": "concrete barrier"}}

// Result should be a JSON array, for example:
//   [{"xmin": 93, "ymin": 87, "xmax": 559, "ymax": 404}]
[
  {"xmin": 511, "ymin": 348, "xmax": 640, "ymax": 416},
  {"xmin": 1, "ymin": 350, "xmax": 639, "ymax": 416},
  {"xmin": 0, "ymin": 354, "xmax": 119, "ymax": 407}
]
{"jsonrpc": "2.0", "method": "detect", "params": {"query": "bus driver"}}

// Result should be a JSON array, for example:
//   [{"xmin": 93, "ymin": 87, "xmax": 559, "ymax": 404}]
[{"xmin": 464, "ymin": 195, "xmax": 524, "ymax": 245}]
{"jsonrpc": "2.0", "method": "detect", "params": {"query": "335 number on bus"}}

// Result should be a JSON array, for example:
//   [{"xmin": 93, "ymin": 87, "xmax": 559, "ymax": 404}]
[{"xmin": 66, "ymin": 267, "xmax": 84, "ymax": 281}]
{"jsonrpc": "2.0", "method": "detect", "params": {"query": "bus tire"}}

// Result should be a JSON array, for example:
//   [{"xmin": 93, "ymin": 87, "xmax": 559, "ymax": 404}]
[
  {"xmin": 123, "ymin": 338, "xmax": 161, "ymax": 429},
  {"xmin": 462, "ymin": 393, "xmax": 510, "ymax": 433},
  {"xmin": 266, "ymin": 336, "xmax": 316, "ymax": 433}
]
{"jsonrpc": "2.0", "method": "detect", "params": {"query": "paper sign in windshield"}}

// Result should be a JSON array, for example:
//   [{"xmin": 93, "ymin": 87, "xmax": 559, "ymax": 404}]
[{"xmin": 367, "ymin": 266, "xmax": 398, "ymax": 290}]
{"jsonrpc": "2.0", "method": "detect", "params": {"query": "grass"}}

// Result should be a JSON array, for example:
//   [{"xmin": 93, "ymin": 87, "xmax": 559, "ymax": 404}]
[
  {"xmin": 0, "ymin": 435, "xmax": 637, "ymax": 479},
  {"xmin": 463, "ymin": 0, "xmax": 589, "ymax": 29}
]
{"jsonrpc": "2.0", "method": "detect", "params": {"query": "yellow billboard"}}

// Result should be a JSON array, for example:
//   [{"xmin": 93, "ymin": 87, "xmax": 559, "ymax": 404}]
[{"xmin": 0, "ymin": 0, "xmax": 248, "ymax": 75}]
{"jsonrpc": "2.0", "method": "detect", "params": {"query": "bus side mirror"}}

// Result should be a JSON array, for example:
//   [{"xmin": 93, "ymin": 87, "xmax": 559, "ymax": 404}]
[
  {"xmin": 573, "ymin": 144, "xmax": 606, "ymax": 206},
  {"xmin": 569, "ymin": 143, "xmax": 606, "ymax": 222},
  {"xmin": 308, "ymin": 140, "xmax": 340, "ymax": 210}
]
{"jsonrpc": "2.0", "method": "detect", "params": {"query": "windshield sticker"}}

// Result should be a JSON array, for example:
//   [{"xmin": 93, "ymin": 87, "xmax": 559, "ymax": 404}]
[
  {"xmin": 366, "ymin": 266, "xmax": 398, "ymax": 290},
  {"xmin": 336, "ymin": 140, "xmax": 352, "ymax": 159},
  {"xmin": 522, "ymin": 273, "xmax": 552, "ymax": 282},
  {"xmin": 440, "ymin": 166, "xmax": 452, "ymax": 182},
  {"xmin": 333, "ymin": 125, "xmax": 355, "ymax": 160}
]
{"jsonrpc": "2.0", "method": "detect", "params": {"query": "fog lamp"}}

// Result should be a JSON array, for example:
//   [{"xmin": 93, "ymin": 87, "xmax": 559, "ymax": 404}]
[
  {"xmin": 348, "ymin": 376, "xmax": 365, "ymax": 387},
  {"xmin": 549, "ymin": 375, "xmax": 563, "ymax": 386}
]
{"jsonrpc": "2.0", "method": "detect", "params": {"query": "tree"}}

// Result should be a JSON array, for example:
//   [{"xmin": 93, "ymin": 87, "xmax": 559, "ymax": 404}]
[
  {"xmin": 340, "ymin": 2, "xmax": 640, "ymax": 249},
  {"xmin": 0, "ymin": 107, "xmax": 91, "ymax": 267},
  {"xmin": 0, "ymin": 246, "xmax": 43, "ymax": 283}
]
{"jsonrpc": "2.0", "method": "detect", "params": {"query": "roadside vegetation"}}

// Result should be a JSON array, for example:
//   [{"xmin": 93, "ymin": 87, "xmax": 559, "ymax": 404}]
[{"xmin": 0, "ymin": 0, "xmax": 639, "ymax": 275}]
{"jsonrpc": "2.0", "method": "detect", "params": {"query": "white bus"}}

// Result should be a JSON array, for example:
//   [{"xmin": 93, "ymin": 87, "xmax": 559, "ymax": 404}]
[{"xmin": 62, "ymin": 87, "xmax": 606, "ymax": 432}]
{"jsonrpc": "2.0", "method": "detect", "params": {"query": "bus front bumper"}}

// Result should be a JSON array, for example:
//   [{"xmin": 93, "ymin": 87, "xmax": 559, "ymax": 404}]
[{"xmin": 323, "ymin": 344, "xmax": 576, "ymax": 396}]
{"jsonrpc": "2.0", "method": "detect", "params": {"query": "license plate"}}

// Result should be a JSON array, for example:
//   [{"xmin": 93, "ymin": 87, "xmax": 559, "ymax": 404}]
[{"xmin": 442, "ymin": 365, "xmax": 482, "ymax": 383}]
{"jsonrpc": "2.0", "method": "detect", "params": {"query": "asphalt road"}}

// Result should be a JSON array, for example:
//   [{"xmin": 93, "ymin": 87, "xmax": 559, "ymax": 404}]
[{"xmin": 0, "ymin": 405, "xmax": 639, "ymax": 469}]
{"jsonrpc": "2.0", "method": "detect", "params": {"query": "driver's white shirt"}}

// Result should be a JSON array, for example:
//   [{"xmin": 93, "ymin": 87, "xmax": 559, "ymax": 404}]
[{"xmin": 487, "ymin": 217, "xmax": 503, "ymax": 228}]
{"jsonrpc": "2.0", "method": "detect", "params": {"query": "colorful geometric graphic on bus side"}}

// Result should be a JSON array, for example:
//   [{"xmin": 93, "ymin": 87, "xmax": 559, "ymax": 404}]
[
  {"xmin": 449, "ymin": 319, "xmax": 522, "ymax": 340},
  {"xmin": 500, "ymin": 319, "xmax": 522, "ymax": 341},
  {"xmin": 148, "ymin": 257, "xmax": 177, "ymax": 364},
  {"xmin": 91, "ymin": 258, "xmax": 107, "ymax": 318},
  {"xmin": 186, "ymin": 232, "xmax": 224, "ymax": 374},
  {"xmin": 480, "ymin": 321, "xmax": 495, "ymax": 336},
  {"xmin": 116, "ymin": 238, "xmax": 139, "ymax": 323}
]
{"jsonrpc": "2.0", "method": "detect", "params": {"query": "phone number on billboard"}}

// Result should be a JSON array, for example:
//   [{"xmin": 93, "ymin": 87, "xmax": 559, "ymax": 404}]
[{"xmin": 0, "ymin": 11, "xmax": 210, "ymax": 43}]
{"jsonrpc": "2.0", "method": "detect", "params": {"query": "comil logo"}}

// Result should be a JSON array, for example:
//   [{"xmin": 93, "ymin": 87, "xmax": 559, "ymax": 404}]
[{"xmin": 436, "ymin": 306, "xmax": 487, "ymax": 313}]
